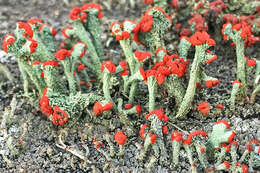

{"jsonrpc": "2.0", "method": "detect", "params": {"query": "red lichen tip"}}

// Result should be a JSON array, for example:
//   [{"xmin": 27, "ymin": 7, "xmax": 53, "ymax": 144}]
[
  {"xmin": 197, "ymin": 102, "xmax": 210, "ymax": 115},
  {"xmin": 139, "ymin": 14, "xmax": 153, "ymax": 32},
  {"xmin": 216, "ymin": 104, "xmax": 224, "ymax": 110},
  {"xmin": 69, "ymin": 6, "xmax": 87, "ymax": 21},
  {"xmin": 149, "ymin": 132, "xmax": 157, "ymax": 144},
  {"xmin": 114, "ymin": 131, "xmax": 127, "ymax": 145},
  {"xmin": 43, "ymin": 60, "xmax": 59, "ymax": 68},
  {"xmin": 171, "ymin": 131, "xmax": 183, "ymax": 142},
  {"xmin": 206, "ymin": 55, "xmax": 217, "ymax": 64},
  {"xmin": 143, "ymin": 0, "xmax": 154, "ymax": 5},
  {"xmin": 27, "ymin": 18, "xmax": 42, "ymax": 25},
  {"xmin": 216, "ymin": 120, "xmax": 230, "ymax": 128},
  {"xmin": 39, "ymin": 95, "xmax": 53, "ymax": 116},
  {"xmin": 228, "ymin": 131, "xmax": 235, "ymax": 143},
  {"xmin": 52, "ymin": 106, "xmax": 69, "ymax": 126},
  {"xmin": 100, "ymin": 60, "xmax": 116, "ymax": 73},
  {"xmin": 77, "ymin": 64, "xmax": 85, "ymax": 71},
  {"xmin": 134, "ymin": 50, "xmax": 152, "ymax": 62},
  {"xmin": 145, "ymin": 108, "xmax": 168, "ymax": 122},
  {"xmin": 232, "ymin": 80, "xmax": 242, "ymax": 88},
  {"xmin": 62, "ymin": 27, "xmax": 74, "ymax": 39},
  {"xmin": 32, "ymin": 60, "xmax": 41, "ymax": 66},
  {"xmin": 162, "ymin": 125, "xmax": 168, "ymax": 135},
  {"xmin": 135, "ymin": 105, "xmax": 142, "ymax": 115},
  {"xmin": 2, "ymin": 34, "xmax": 15, "ymax": 53},
  {"xmin": 55, "ymin": 49, "xmax": 72, "ymax": 61},
  {"xmin": 223, "ymin": 161, "xmax": 230, "ymax": 170},
  {"xmin": 102, "ymin": 102, "xmax": 113, "ymax": 111},
  {"xmin": 124, "ymin": 103, "xmax": 132, "ymax": 109},
  {"xmin": 246, "ymin": 139, "xmax": 258, "ymax": 151},
  {"xmin": 17, "ymin": 21, "xmax": 34, "ymax": 38},
  {"xmin": 241, "ymin": 165, "xmax": 248, "ymax": 173},
  {"xmin": 184, "ymin": 130, "xmax": 207, "ymax": 145},
  {"xmin": 93, "ymin": 102, "xmax": 103, "ymax": 116},
  {"xmin": 139, "ymin": 124, "xmax": 150, "ymax": 140}
]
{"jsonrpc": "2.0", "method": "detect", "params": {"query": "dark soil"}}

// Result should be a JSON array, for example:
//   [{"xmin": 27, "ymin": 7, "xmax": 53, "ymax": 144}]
[{"xmin": 0, "ymin": 0, "xmax": 259, "ymax": 172}]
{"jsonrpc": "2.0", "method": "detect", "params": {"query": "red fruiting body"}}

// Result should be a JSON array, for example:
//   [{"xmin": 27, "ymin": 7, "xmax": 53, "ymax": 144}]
[
  {"xmin": 134, "ymin": 50, "xmax": 152, "ymax": 62},
  {"xmin": 189, "ymin": 31, "xmax": 216, "ymax": 46},
  {"xmin": 246, "ymin": 58, "xmax": 256, "ymax": 66},
  {"xmin": 171, "ymin": 0, "xmax": 179, "ymax": 8},
  {"xmin": 124, "ymin": 104, "xmax": 133, "ymax": 109},
  {"xmin": 27, "ymin": 18, "xmax": 42, "ymax": 25},
  {"xmin": 52, "ymin": 106, "xmax": 69, "ymax": 126},
  {"xmin": 188, "ymin": 14, "xmax": 207, "ymax": 31},
  {"xmin": 32, "ymin": 60, "xmax": 41, "ymax": 66},
  {"xmin": 162, "ymin": 125, "xmax": 168, "ymax": 134},
  {"xmin": 241, "ymin": 165, "xmax": 248, "ymax": 173},
  {"xmin": 56, "ymin": 49, "xmax": 72, "ymax": 61},
  {"xmin": 139, "ymin": 124, "xmax": 150, "ymax": 140},
  {"xmin": 80, "ymin": 3, "xmax": 103, "ymax": 18},
  {"xmin": 43, "ymin": 60, "xmax": 59, "ymax": 68},
  {"xmin": 184, "ymin": 130, "xmax": 207, "ymax": 145},
  {"xmin": 77, "ymin": 64, "xmax": 85, "ymax": 71},
  {"xmin": 135, "ymin": 105, "xmax": 142, "ymax": 114},
  {"xmin": 2, "ymin": 34, "xmax": 15, "ymax": 53},
  {"xmin": 17, "ymin": 22, "xmax": 33, "ymax": 38},
  {"xmin": 93, "ymin": 102, "xmax": 103, "ymax": 115},
  {"xmin": 205, "ymin": 80, "xmax": 219, "ymax": 88},
  {"xmin": 62, "ymin": 27, "xmax": 73, "ymax": 39},
  {"xmin": 216, "ymin": 120, "xmax": 230, "ymax": 129},
  {"xmin": 114, "ymin": 131, "xmax": 127, "ymax": 145},
  {"xmin": 197, "ymin": 102, "xmax": 210, "ymax": 115},
  {"xmin": 246, "ymin": 139, "xmax": 258, "ymax": 151},
  {"xmin": 140, "ymin": 14, "xmax": 153, "ymax": 32},
  {"xmin": 71, "ymin": 42, "xmax": 87, "ymax": 57},
  {"xmin": 216, "ymin": 104, "xmax": 224, "ymax": 110},
  {"xmin": 196, "ymin": 2, "xmax": 204, "ymax": 9},
  {"xmin": 200, "ymin": 146, "xmax": 205, "ymax": 153},
  {"xmin": 28, "ymin": 38, "xmax": 38, "ymax": 54},
  {"xmin": 155, "ymin": 48, "xmax": 167, "ymax": 57},
  {"xmin": 171, "ymin": 131, "xmax": 183, "ymax": 142},
  {"xmin": 180, "ymin": 28, "xmax": 191, "ymax": 36},
  {"xmin": 149, "ymin": 132, "xmax": 157, "ymax": 144},
  {"xmin": 223, "ymin": 161, "xmax": 230, "ymax": 170},
  {"xmin": 228, "ymin": 131, "xmax": 235, "ymax": 143},
  {"xmin": 102, "ymin": 102, "xmax": 113, "ymax": 111},
  {"xmin": 39, "ymin": 95, "xmax": 53, "ymax": 116},
  {"xmin": 144, "ymin": 0, "xmax": 154, "ymax": 5},
  {"xmin": 40, "ymin": 72, "xmax": 44, "ymax": 78},
  {"xmin": 100, "ymin": 60, "xmax": 116, "ymax": 73},
  {"xmin": 206, "ymin": 55, "xmax": 217, "ymax": 64},
  {"xmin": 145, "ymin": 108, "xmax": 168, "ymax": 122},
  {"xmin": 110, "ymin": 22, "xmax": 123, "ymax": 35},
  {"xmin": 69, "ymin": 6, "xmax": 87, "ymax": 21},
  {"xmin": 232, "ymin": 80, "xmax": 242, "ymax": 88},
  {"xmin": 139, "ymin": 67, "xmax": 147, "ymax": 81}
]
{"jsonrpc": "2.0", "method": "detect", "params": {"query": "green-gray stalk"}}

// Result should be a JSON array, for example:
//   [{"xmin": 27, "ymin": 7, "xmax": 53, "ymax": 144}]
[
  {"xmin": 146, "ymin": 155, "xmax": 157, "ymax": 171},
  {"xmin": 194, "ymin": 142, "xmax": 208, "ymax": 170},
  {"xmin": 32, "ymin": 33, "xmax": 54, "ymax": 61},
  {"xmin": 17, "ymin": 58, "xmax": 45, "ymax": 94},
  {"xmin": 118, "ymin": 145, "xmax": 124, "ymax": 157},
  {"xmin": 104, "ymin": 133, "xmax": 115, "ymax": 157},
  {"xmin": 231, "ymin": 145, "xmax": 238, "ymax": 172},
  {"xmin": 230, "ymin": 84, "xmax": 240, "ymax": 111},
  {"xmin": 43, "ymin": 66, "xmax": 65, "ymax": 94},
  {"xmin": 235, "ymin": 38, "xmax": 247, "ymax": 96},
  {"xmin": 80, "ymin": 57, "xmax": 100, "ymax": 75},
  {"xmin": 102, "ymin": 72, "xmax": 114, "ymax": 106},
  {"xmin": 40, "ymin": 28, "xmax": 56, "ymax": 53},
  {"xmin": 184, "ymin": 144, "xmax": 197, "ymax": 173},
  {"xmin": 17, "ymin": 58, "xmax": 29, "ymax": 95},
  {"xmin": 165, "ymin": 76, "xmax": 185, "ymax": 107},
  {"xmin": 148, "ymin": 76, "xmax": 157, "ymax": 112},
  {"xmin": 216, "ymin": 147, "xmax": 227, "ymax": 166},
  {"xmin": 73, "ymin": 20, "xmax": 101, "ymax": 76},
  {"xmin": 250, "ymin": 84, "xmax": 260, "ymax": 104},
  {"xmin": 138, "ymin": 134, "xmax": 151, "ymax": 161},
  {"xmin": 61, "ymin": 60, "xmax": 77, "ymax": 94},
  {"xmin": 239, "ymin": 149, "xmax": 249, "ymax": 163},
  {"xmin": 117, "ymin": 98, "xmax": 138, "ymax": 115},
  {"xmin": 171, "ymin": 140, "xmax": 181, "ymax": 166},
  {"xmin": 176, "ymin": 45, "xmax": 205, "ymax": 118},
  {"xmin": 119, "ymin": 39, "xmax": 139, "ymax": 103},
  {"xmin": 0, "ymin": 64, "xmax": 14, "ymax": 82},
  {"xmin": 85, "ymin": 13, "xmax": 104, "ymax": 58},
  {"xmin": 178, "ymin": 38, "xmax": 191, "ymax": 60}
]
